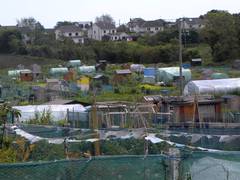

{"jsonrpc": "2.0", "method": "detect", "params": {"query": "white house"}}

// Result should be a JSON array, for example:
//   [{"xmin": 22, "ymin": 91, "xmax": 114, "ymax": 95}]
[
  {"xmin": 55, "ymin": 25, "xmax": 86, "ymax": 44},
  {"xmin": 110, "ymin": 32, "xmax": 132, "ymax": 41},
  {"xmin": 177, "ymin": 17, "xmax": 205, "ymax": 30},
  {"xmin": 88, "ymin": 22, "xmax": 117, "ymax": 41},
  {"xmin": 127, "ymin": 18, "xmax": 165, "ymax": 34}
]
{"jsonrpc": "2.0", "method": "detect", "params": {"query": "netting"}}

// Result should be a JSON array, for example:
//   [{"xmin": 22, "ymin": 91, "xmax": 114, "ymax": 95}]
[
  {"xmin": 0, "ymin": 155, "xmax": 166, "ymax": 180},
  {"xmin": 180, "ymin": 151, "xmax": 240, "ymax": 180},
  {"xmin": 1, "ymin": 151, "xmax": 240, "ymax": 180}
]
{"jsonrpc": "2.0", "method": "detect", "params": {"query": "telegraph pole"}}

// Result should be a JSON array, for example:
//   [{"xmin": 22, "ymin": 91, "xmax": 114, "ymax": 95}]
[{"xmin": 179, "ymin": 18, "xmax": 183, "ymax": 96}]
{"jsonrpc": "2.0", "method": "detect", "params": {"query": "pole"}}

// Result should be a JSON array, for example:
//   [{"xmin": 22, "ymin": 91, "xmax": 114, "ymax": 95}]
[{"xmin": 179, "ymin": 18, "xmax": 183, "ymax": 96}]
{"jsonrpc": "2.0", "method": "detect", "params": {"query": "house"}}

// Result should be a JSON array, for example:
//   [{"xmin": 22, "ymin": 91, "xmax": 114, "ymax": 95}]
[
  {"xmin": 89, "ymin": 22, "xmax": 116, "ymax": 41},
  {"xmin": 110, "ymin": 32, "xmax": 132, "ymax": 41},
  {"xmin": 127, "ymin": 18, "xmax": 165, "ymax": 34},
  {"xmin": 127, "ymin": 18, "xmax": 145, "ymax": 33},
  {"xmin": 177, "ymin": 17, "xmax": 205, "ymax": 30},
  {"xmin": 55, "ymin": 25, "xmax": 86, "ymax": 44}
]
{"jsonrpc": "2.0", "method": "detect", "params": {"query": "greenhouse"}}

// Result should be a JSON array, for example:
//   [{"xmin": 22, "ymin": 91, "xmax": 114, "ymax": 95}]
[
  {"xmin": 49, "ymin": 68, "xmax": 68, "ymax": 77},
  {"xmin": 184, "ymin": 78, "xmax": 240, "ymax": 95},
  {"xmin": 13, "ymin": 104, "xmax": 86, "ymax": 122},
  {"xmin": 156, "ymin": 67, "xmax": 191, "ymax": 84},
  {"xmin": 67, "ymin": 60, "xmax": 81, "ymax": 67},
  {"xmin": 210, "ymin": 73, "xmax": 229, "ymax": 79},
  {"xmin": 78, "ymin": 66, "xmax": 96, "ymax": 75}
]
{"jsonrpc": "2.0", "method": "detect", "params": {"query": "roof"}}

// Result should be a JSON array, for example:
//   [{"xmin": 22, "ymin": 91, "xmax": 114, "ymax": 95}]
[
  {"xmin": 178, "ymin": 17, "xmax": 204, "ymax": 26},
  {"xmin": 141, "ymin": 19, "xmax": 165, "ymax": 28},
  {"xmin": 55, "ymin": 25, "xmax": 83, "ymax": 33},
  {"xmin": 95, "ymin": 22, "xmax": 116, "ymax": 30},
  {"xmin": 43, "ymin": 99, "xmax": 81, "ymax": 105},
  {"xmin": 128, "ymin": 18, "xmax": 145, "ymax": 27},
  {"xmin": 115, "ymin": 69, "xmax": 132, "ymax": 75}
]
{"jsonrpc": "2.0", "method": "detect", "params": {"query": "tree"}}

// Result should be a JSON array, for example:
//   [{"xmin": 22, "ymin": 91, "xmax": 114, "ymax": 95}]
[
  {"xmin": 117, "ymin": 25, "xmax": 130, "ymax": 33},
  {"xmin": 0, "ymin": 103, "xmax": 21, "ymax": 149},
  {"xmin": 17, "ymin": 17, "xmax": 44, "ymax": 31},
  {"xmin": 201, "ymin": 10, "xmax": 239, "ymax": 61},
  {"xmin": 95, "ymin": 14, "xmax": 115, "ymax": 25},
  {"xmin": 55, "ymin": 21, "xmax": 76, "ymax": 28}
]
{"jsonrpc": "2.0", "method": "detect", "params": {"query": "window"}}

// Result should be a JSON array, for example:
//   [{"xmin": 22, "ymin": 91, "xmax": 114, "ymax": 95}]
[
  {"xmin": 94, "ymin": 31, "xmax": 96, "ymax": 34},
  {"xmin": 75, "ymin": 32, "xmax": 78, "ymax": 36},
  {"xmin": 147, "ymin": 27, "xmax": 150, "ymax": 31},
  {"xmin": 155, "ymin": 27, "xmax": 159, "ymax": 30},
  {"xmin": 104, "ymin": 30, "xmax": 106, "ymax": 33},
  {"xmin": 112, "ymin": 30, "xmax": 115, "ymax": 33},
  {"xmin": 69, "ymin": 33, "xmax": 72, "ymax": 36}
]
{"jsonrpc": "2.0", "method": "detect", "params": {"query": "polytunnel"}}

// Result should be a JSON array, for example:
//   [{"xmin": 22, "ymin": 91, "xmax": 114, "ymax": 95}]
[
  {"xmin": 67, "ymin": 60, "xmax": 81, "ymax": 67},
  {"xmin": 13, "ymin": 104, "xmax": 86, "ymax": 122},
  {"xmin": 78, "ymin": 66, "xmax": 96, "ymax": 74},
  {"xmin": 184, "ymin": 78, "xmax": 240, "ymax": 95},
  {"xmin": 49, "ymin": 68, "xmax": 68, "ymax": 77},
  {"xmin": 156, "ymin": 67, "xmax": 191, "ymax": 84}
]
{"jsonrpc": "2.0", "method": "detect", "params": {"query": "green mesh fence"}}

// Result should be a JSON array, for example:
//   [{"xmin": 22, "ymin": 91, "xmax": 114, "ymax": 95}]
[
  {"xmin": 0, "ymin": 155, "xmax": 166, "ymax": 180},
  {"xmin": 180, "ymin": 151, "xmax": 240, "ymax": 180}
]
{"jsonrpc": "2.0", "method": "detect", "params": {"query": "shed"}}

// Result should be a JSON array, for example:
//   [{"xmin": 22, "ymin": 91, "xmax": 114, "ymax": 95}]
[
  {"xmin": 96, "ymin": 60, "xmax": 107, "ymax": 71},
  {"xmin": 20, "ymin": 69, "xmax": 33, "ymax": 81},
  {"xmin": 67, "ymin": 60, "xmax": 81, "ymax": 68},
  {"xmin": 78, "ymin": 66, "xmax": 96, "ymax": 75},
  {"xmin": 157, "ymin": 67, "xmax": 191, "ymax": 84},
  {"xmin": 130, "ymin": 64, "xmax": 145, "ymax": 73},
  {"xmin": 77, "ymin": 76, "xmax": 90, "ymax": 92},
  {"xmin": 143, "ymin": 68, "xmax": 156, "ymax": 76},
  {"xmin": 191, "ymin": 58, "xmax": 202, "ymax": 66},
  {"xmin": 159, "ymin": 96, "xmax": 223, "ymax": 124},
  {"xmin": 49, "ymin": 68, "xmax": 68, "ymax": 77},
  {"xmin": 184, "ymin": 78, "xmax": 240, "ymax": 96},
  {"xmin": 113, "ymin": 69, "xmax": 132, "ymax": 84}
]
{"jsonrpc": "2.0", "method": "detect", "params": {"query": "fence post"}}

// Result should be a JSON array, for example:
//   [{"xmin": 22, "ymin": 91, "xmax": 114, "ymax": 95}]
[{"xmin": 168, "ymin": 148, "xmax": 180, "ymax": 180}]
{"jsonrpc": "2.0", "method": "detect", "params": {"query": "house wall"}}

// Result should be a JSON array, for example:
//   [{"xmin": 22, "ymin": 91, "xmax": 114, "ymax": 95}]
[
  {"xmin": 91, "ymin": 24, "xmax": 116, "ymax": 41},
  {"xmin": 55, "ymin": 29, "xmax": 85, "ymax": 43},
  {"xmin": 142, "ymin": 26, "xmax": 164, "ymax": 34}
]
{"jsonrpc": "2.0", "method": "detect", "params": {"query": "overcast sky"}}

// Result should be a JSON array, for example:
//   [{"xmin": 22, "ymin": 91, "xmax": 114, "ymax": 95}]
[{"xmin": 1, "ymin": 0, "xmax": 240, "ymax": 28}]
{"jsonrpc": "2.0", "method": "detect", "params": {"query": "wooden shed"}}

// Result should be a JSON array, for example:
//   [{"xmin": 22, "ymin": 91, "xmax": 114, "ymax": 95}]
[
  {"xmin": 113, "ymin": 69, "xmax": 132, "ymax": 84},
  {"xmin": 20, "ymin": 70, "xmax": 33, "ymax": 81}
]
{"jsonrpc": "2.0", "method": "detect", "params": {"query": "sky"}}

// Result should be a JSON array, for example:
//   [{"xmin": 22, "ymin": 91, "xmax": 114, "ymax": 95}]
[{"xmin": 1, "ymin": 0, "xmax": 240, "ymax": 28}]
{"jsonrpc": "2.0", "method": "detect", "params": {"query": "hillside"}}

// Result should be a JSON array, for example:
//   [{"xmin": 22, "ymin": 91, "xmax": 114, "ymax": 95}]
[{"xmin": 0, "ymin": 54, "xmax": 64, "ymax": 69}]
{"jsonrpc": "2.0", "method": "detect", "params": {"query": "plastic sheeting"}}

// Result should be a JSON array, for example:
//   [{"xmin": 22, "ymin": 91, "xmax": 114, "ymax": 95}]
[
  {"xmin": 13, "ymin": 104, "xmax": 86, "ymax": 122},
  {"xmin": 156, "ymin": 67, "xmax": 191, "ymax": 84},
  {"xmin": 210, "ymin": 73, "xmax": 229, "ymax": 79},
  {"xmin": 184, "ymin": 78, "xmax": 240, "ymax": 95}
]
